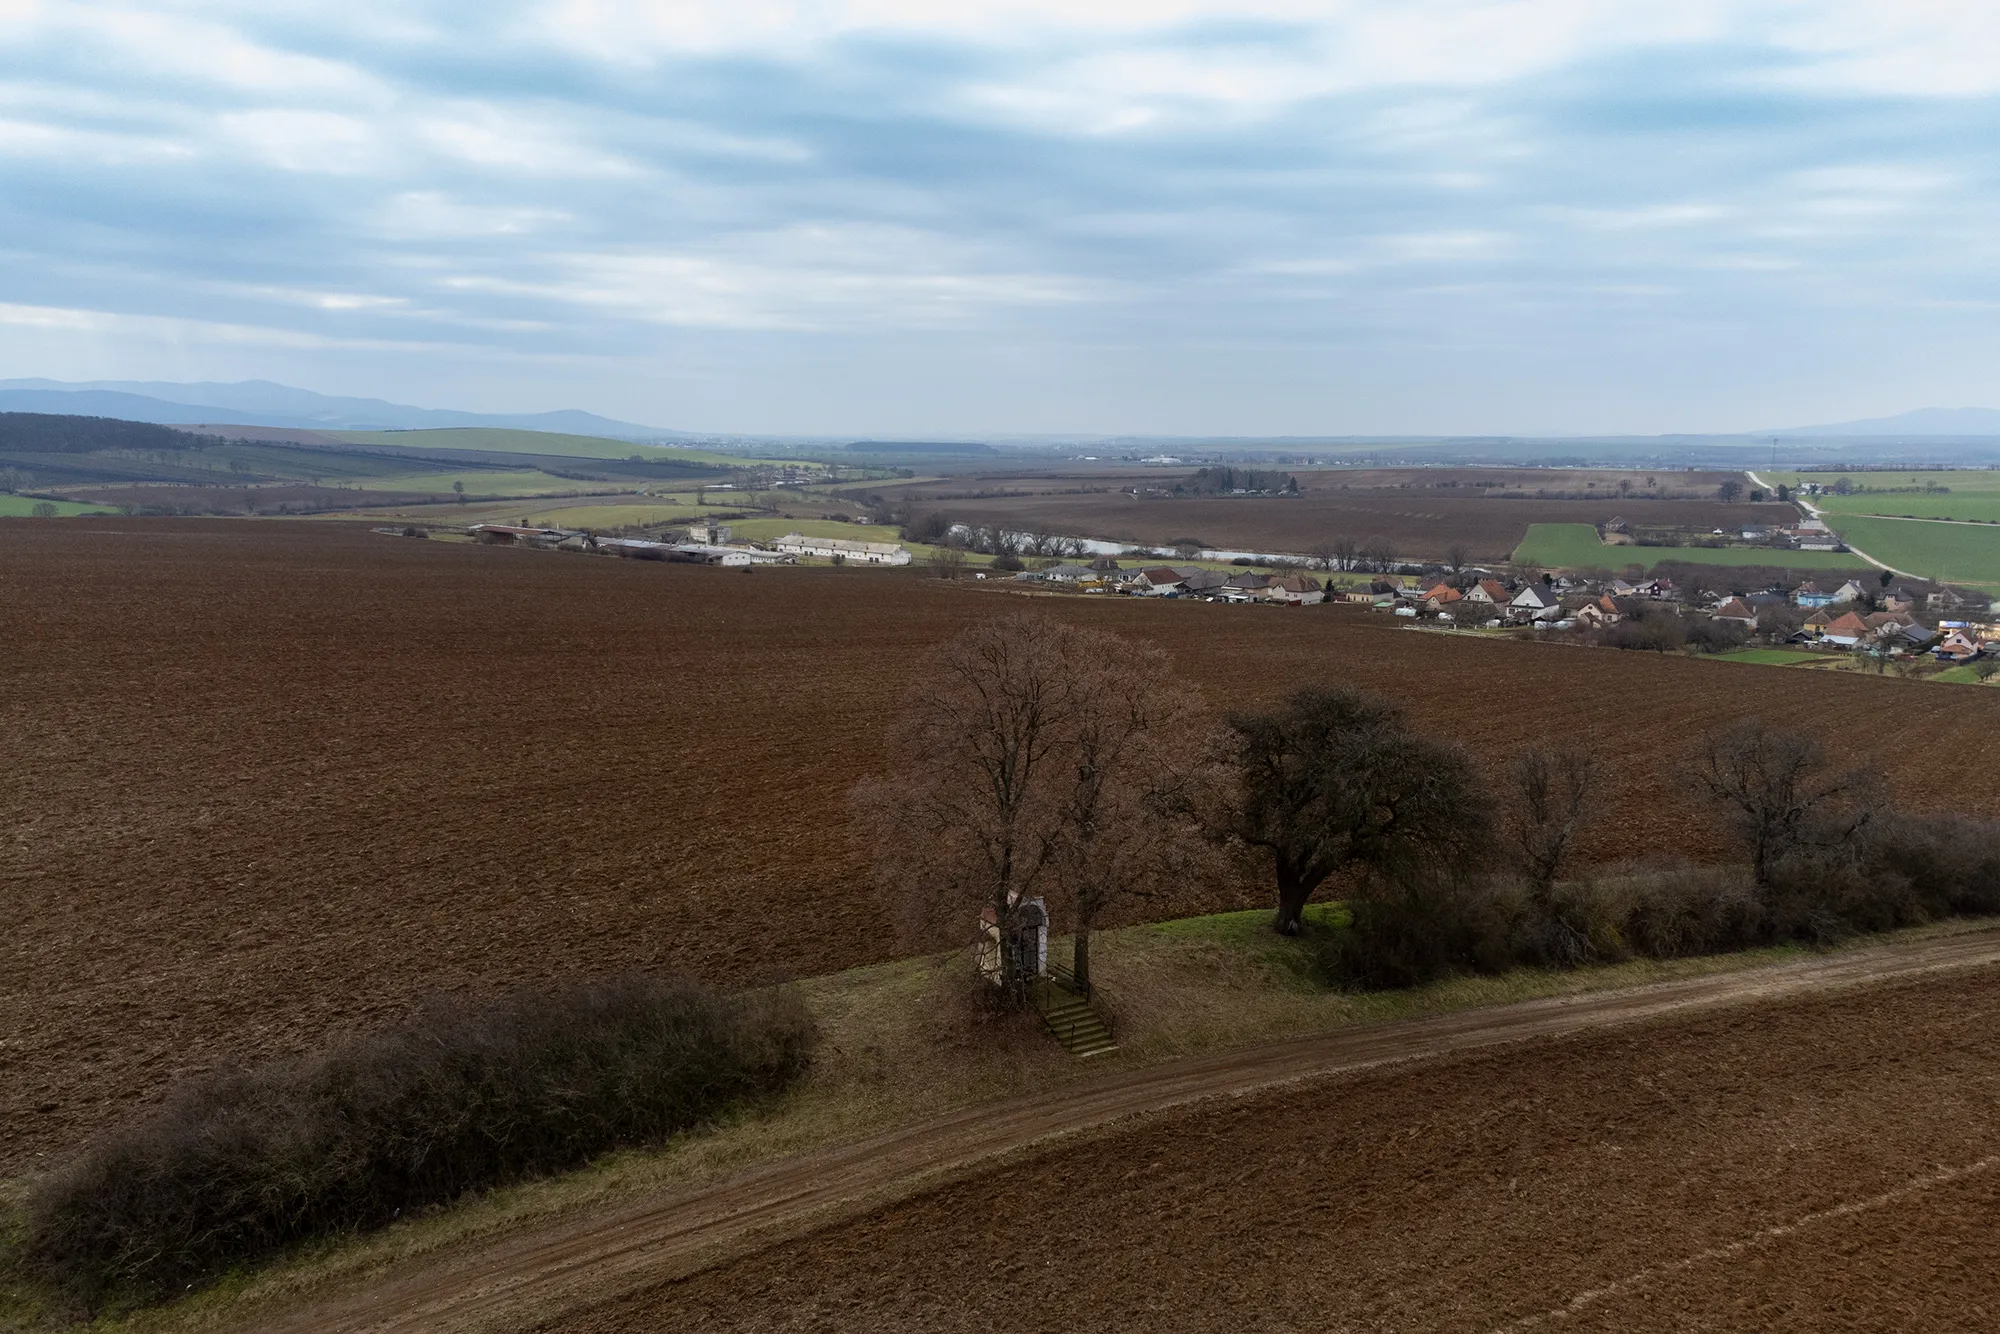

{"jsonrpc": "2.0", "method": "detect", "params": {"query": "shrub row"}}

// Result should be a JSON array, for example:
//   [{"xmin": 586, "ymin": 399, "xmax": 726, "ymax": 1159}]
[
  {"xmin": 1325, "ymin": 812, "xmax": 2000, "ymax": 989},
  {"xmin": 22, "ymin": 974, "xmax": 816, "ymax": 1306}
]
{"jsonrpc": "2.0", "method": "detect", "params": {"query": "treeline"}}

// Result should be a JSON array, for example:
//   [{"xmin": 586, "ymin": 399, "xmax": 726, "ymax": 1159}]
[
  {"xmin": 0, "ymin": 413, "xmax": 219, "ymax": 455},
  {"xmin": 1174, "ymin": 467, "xmax": 1298, "ymax": 495},
  {"xmin": 859, "ymin": 615, "xmax": 2000, "ymax": 1006}
]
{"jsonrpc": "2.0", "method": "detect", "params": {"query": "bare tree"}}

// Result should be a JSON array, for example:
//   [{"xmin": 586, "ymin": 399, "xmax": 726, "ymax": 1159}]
[
  {"xmin": 853, "ymin": 615, "xmax": 1210, "ymax": 998},
  {"xmin": 1685, "ymin": 720, "xmax": 1881, "ymax": 885},
  {"xmin": 928, "ymin": 546, "xmax": 967, "ymax": 579},
  {"xmin": 1361, "ymin": 542, "xmax": 1398, "ymax": 574},
  {"xmin": 1044, "ymin": 649, "xmax": 1217, "ymax": 989},
  {"xmin": 1307, "ymin": 541, "xmax": 1337, "ymax": 572},
  {"xmin": 1331, "ymin": 536, "xmax": 1359, "ymax": 571},
  {"xmin": 1717, "ymin": 478, "xmax": 1744, "ymax": 503},
  {"xmin": 1445, "ymin": 542, "xmax": 1470, "ymax": 574},
  {"xmin": 1221, "ymin": 684, "xmax": 1488, "ymax": 935},
  {"xmin": 1507, "ymin": 744, "xmax": 1599, "ymax": 893}
]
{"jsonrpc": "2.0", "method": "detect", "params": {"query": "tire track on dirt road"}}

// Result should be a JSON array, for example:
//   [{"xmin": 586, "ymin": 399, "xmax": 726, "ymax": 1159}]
[{"xmin": 257, "ymin": 927, "xmax": 2000, "ymax": 1334}]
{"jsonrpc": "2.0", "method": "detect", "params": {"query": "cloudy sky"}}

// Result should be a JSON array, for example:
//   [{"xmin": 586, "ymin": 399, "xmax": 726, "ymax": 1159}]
[{"xmin": 3, "ymin": 1, "xmax": 1998, "ymax": 435}]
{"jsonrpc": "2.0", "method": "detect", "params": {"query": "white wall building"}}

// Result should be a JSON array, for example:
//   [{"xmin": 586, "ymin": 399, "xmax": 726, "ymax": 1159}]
[{"xmin": 770, "ymin": 532, "xmax": 912, "ymax": 565}]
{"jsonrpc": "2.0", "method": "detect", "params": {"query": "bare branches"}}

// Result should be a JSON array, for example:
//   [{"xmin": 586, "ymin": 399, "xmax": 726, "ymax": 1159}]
[
  {"xmin": 1508, "ymin": 744, "xmax": 1599, "ymax": 894},
  {"xmin": 853, "ymin": 613, "xmax": 1214, "ymax": 992},
  {"xmin": 1684, "ymin": 720, "xmax": 1883, "ymax": 885}
]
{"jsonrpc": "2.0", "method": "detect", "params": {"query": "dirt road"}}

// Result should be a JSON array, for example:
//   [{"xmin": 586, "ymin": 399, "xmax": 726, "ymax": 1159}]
[{"xmin": 256, "ymin": 926, "xmax": 2000, "ymax": 1334}]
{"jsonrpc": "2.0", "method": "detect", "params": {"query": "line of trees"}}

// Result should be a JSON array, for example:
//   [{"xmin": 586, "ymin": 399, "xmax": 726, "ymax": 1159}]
[{"xmin": 858, "ymin": 615, "xmax": 2000, "ymax": 1005}]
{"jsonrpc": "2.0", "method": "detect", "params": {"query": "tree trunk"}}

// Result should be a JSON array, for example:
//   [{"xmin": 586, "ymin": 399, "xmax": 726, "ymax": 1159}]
[
  {"xmin": 1072, "ymin": 923, "xmax": 1092, "ymax": 990},
  {"xmin": 1274, "ymin": 861, "xmax": 1315, "ymax": 935}
]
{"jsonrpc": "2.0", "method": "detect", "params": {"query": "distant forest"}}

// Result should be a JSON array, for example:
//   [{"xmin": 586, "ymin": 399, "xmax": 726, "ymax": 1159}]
[
  {"xmin": 0, "ymin": 413, "xmax": 215, "ymax": 454},
  {"xmin": 1175, "ymin": 466, "xmax": 1299, "ymax": 495}
]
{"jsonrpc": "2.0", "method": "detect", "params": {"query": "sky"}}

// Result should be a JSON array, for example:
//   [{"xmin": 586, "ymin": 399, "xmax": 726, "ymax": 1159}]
[{"xmin": 2, "ymin": 1, "xmax": 1999, "ymax": 437}]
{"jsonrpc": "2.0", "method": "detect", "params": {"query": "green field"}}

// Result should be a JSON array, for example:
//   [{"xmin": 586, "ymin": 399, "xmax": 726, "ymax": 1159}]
[
  {"xmin": 1818, "ymin": 514, "xmax": 2000, "ymax": 588},
  {"xmin": 331, "ymin": 429, "xmax": 773, "ymax": 467},
  {"xmin": 1513, "ymin": 523, "xmax": 1871, "ymax": 573},
  {"xmin": 0, "ymin": 495, "xmax": 116, "ymax": 516},
  {"xmin": 1710, "ymin": 648, "xmax": 1825, "ymax": 667},
  {"xmin": 1765, "ymin": 469, "xmax": 2000, "ymax": 493},
  {"xmin": 1813, "ymin": 491, "xmax": 2000, "ymax": 524},
  {"xmin": 344, "ymin": 469, "xmax": 602, "ymax": 498}
]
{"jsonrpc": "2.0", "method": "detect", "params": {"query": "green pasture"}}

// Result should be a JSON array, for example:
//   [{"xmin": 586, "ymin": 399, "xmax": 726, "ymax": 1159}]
[
  {"xmin": 1812, "ymin": 491, "xmax": 2000, "ymax": 524},
  {"xmin": 1819, "ymin": 514, "xmax": 2000, "ymax": 588},
  {"xmin": 1710, "ymin": 648, "xmax": 1824, "ymax": 667},
  {"xmin": 1764, "ymin": 469, "xmax": 2000, "ymax": 495},
  {"xmin": 1513, "ymin": 523, "xmax": 1870, "ymax": 573},
  {"xmin": 0, "ymin": 494, "xmax": 115, "ymax": 516},
  {"xmin": 344, "ymin": 469, "xmax": 602, "ymax": 498}
]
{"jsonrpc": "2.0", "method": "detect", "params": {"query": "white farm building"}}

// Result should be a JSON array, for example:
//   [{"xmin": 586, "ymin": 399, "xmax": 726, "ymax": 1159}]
[{"xmin": 770, "ymin": 532, "xmax": 912, "ymax": 565}]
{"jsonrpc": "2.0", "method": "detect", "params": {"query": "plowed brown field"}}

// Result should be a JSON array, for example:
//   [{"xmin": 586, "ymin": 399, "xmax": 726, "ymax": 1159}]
[
  {"xmin": 572, "ymin": 963, "xmax": 2000, "ymax": 1334},
  {"xmin": 5, "ymin": 519, "xmax": 1999, "ymax": 1174}
]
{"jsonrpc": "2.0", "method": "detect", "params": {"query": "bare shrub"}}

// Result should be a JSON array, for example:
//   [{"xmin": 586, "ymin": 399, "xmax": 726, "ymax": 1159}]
[
  {"xmin": 1684, "ymin": 721, "xmax": 1882, "ymax": 885},
  {"xmin": 23, "ymin": 976, "xmax": 815, "ymax": 1307},
  {"xmin": 1511, "ymin": 876, "xmax": 1631, "ymax": 969},
  {"xmin": 1507, "ymin": 744, "xmax": 1599, "ymax": 893},
  {"xmin": 1615, "ymin": 865, "xmax": 1766, "ymax": 958},
  {"xmin": 1321, "ymin": 868, "xmax": 1516, "ymax": 989}
]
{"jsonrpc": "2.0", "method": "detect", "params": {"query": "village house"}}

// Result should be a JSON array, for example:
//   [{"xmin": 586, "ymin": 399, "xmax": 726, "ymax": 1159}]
[
  {"xmin": 1134, "ymin": 567, "xmax": 1187, "ymax": 595},
  {"xmin": 1507, "ymin": 584, "xmax": 1562, "ymax": 624},
  {"xmin": 1821, "ymin": 610, "xmax": 1871, "ymax": 648},
  {"xmin": 1182, "ymin": 570, "xmax": 1229, "ymax": 596},
  {"xmin": 1574, "ymin": 595, "xmax": 1622, "ymax": 630},
  {"xmin": 1264, "ymin": 573, "xmax": 1326, "ymax": 606},
  {"xmin": 1463, "ymin": 578, "xmax": 1511, "ymax": 607},
  {"xmin": 1711, "ymin": 597, "xmax": 1759, "ymax": 629},
  {"xmin": 1830, "ymin": 579, "xmax": 1868, "ymax": 604},
  {"xmin": 1793, "ymin": 581, "xmax": 1837, "ymax": 608},
  {"xmin": 1423, "ymin": 583, "xmax": 1462, "ymax": 612},
  {"xmin": 1935, "ymin": 629, "xmax": 1985, "ymax": 662}
]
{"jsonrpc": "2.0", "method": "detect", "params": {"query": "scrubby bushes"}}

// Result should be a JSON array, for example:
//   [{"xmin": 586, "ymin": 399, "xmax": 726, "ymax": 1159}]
[
  {"xmin": 22, "ymin": 975, "xmax": 816, "ymax": 1306},
  {"xmin": 1321, "ymin": 811, "xmax": 2000, "ymax": 990},
  {"xmin": 1306, "ymin": 717, "xmax": 2000, "ymax": 989}
]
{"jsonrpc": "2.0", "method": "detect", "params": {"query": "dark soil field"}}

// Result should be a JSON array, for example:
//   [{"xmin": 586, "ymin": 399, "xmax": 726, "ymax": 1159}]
[
  {"xmin": 915, "ymin": 491, "xmax": 1796, "ymax": 561},
  {"xmin": 575, "ymin": 964, "xmax": 2000, "ymax": 1334},
  {"xmin": 6, "ymin": 519, "xmax": 1998, "ymax": 1175}
]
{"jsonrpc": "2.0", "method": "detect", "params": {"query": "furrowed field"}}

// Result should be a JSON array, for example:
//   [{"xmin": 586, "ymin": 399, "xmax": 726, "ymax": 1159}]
[
  {"xmin": 6, "ymin": 519, "xmax": 2000, "ymax": 1175},
  {"xmin": 884, "ymin": 482, "xmax": 1792, "ymax": 560}
]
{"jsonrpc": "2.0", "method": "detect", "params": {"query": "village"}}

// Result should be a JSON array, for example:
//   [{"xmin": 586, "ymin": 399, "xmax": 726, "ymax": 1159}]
[
  {"xmin": 441, "ymin": 514, "xmax": 2000, "ymax": 669},
  {"xmin": 1011, "ymin": 559, "xmax": 2000, "ymax": 667}
]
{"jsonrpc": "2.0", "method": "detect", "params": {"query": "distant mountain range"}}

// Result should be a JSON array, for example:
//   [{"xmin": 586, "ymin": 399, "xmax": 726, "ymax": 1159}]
[
  {"xmin": 1768, "ymin": 407, "xmax": 2000, "ymax": 438},
  {"xmin": 0, "ymin": 379, "xmax": 688, "ymax": 441}
]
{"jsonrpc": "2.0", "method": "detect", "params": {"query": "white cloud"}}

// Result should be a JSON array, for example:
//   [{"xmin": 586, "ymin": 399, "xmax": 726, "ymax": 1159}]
[{"xmin": 0, "ymin": 300, "xmax": 444, "ymax": 350}]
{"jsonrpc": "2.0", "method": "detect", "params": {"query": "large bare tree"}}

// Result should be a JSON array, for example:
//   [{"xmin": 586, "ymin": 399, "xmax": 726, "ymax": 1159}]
[{"xmin": 854, "ymin": 614, "xmax": 1211, "ymax": 995}]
